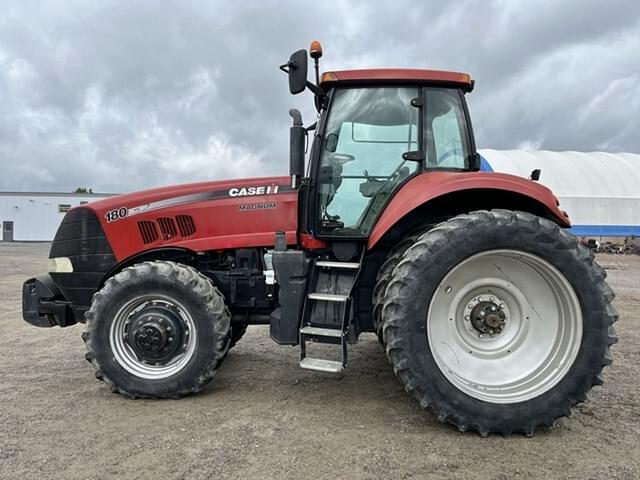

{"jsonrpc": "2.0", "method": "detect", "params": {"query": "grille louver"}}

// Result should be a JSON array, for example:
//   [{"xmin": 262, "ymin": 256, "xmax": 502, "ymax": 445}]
[
  {"xmin": 157, "ymin": 217, "xmax": 178, "ymax": 240},
  {"xmin": 137, "ymin": 221, "xmax": 159, "ymax": 244},
  {"xmin": 176, "ymin": 215, "xmax": 196, "ymax": 237},
  {"xmin": 137, "ymin": 215, "xmax": 196, "ymax": 245}
]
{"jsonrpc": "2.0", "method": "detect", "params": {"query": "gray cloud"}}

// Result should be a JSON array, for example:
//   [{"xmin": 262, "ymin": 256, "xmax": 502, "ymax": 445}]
[{"xmin": 0, "ymin": 0, "xmax": 639, "ymax": 193}]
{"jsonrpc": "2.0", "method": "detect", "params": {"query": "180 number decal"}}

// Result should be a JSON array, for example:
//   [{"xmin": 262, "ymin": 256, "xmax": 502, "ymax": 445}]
[{"xmin": 104, "ymin": 207, "xmax": 128, "ymax": 223}]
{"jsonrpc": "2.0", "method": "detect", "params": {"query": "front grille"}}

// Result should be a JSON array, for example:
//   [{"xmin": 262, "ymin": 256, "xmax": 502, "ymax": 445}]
[
  {"xmin": 49, "ymin": 207, "xmax": 117, "ymax": 316},
  {"xmin": 138, "ymin": 221, "xmax": 159, "ymax": 244}
]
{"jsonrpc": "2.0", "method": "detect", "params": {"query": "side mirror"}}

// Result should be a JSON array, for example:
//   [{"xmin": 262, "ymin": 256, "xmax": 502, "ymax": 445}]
[
  {"xmin": 289, "ymin": 109, "xmax": 306, "ymax": 188},
  {"xmin": 284, "ymin": 50, "xmax": 308, "ymax": 95}
]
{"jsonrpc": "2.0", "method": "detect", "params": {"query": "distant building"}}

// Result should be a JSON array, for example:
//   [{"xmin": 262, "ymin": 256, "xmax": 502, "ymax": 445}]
[
  {"xmin": 0, "ymin": 192, "xmax": 115, "ymax": 241},
  {"xmin": 479, "ymin": 150, "xmax": 640, "ymax": 238}
]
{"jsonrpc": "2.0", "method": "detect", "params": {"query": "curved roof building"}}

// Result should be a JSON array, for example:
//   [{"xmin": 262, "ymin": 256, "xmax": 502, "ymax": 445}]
[{"xmin": 479, "ymin": 150, "xmax": 640, "ymax": 237}]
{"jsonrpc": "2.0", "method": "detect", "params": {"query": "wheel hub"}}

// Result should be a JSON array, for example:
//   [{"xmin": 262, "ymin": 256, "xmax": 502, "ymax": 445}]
[
  {"xmin": 126, "ymin": 304, "xmax": 186, "ymax": 364},
  {"xmin": 469, "ymin": 300, "xmax": 507, "ymax": 335}
]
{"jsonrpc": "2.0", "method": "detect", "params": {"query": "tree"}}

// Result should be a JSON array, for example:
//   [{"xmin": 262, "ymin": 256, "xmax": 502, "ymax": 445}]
[{"xmin": 73, "ymin": 187, "xmax": 93, "ymax": 194}]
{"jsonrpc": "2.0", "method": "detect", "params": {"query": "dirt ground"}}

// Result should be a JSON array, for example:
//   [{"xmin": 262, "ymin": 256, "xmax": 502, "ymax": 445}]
[{"xmin": 0, "ymin": 243, "xmax": 638, "ymax": 480}]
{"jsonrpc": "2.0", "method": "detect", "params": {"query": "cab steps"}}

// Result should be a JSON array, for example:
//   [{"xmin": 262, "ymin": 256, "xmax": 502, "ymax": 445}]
[{"xmin": 299, "ymin": 255, "xmax": 363, "ymax": 373}]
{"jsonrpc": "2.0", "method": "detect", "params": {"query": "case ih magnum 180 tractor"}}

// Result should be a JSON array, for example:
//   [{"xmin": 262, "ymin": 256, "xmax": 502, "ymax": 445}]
[{"xmin": 23, "ymin": 42, "xmax": 616, "ymax": 435}]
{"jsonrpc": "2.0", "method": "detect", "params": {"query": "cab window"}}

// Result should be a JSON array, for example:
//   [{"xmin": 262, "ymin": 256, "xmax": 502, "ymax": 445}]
[{"xmin": 316, "ymin": 87, "xmax": 420, "ymax": 235}]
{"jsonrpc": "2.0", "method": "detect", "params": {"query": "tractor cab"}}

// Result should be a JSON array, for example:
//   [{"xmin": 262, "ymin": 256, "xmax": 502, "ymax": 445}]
[{"xmin": 281, "ymin": 43, "xmax": 478, "ymax": 238}]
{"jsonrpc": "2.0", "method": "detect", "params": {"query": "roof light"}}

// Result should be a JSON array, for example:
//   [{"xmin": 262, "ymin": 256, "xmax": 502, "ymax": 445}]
[
  {"xmin": 309, "ymin": 40, "xmax": 323, "ymax": 59},
  {"xmin": 321, "ymin": 72, "xmax": 338, "ymax": 83}
]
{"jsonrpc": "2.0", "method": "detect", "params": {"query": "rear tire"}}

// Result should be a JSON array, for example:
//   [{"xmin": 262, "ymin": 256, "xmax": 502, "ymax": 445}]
[
  {"xmin": 383, "ymin": 210, "xmax": 617, "ymax": 435},
  {"xmin": 83, "ymin": 261, "xmax": 231, "ymax": 398},
  {"xmin": 372, "ymin": 236, "xmax": 416, "ymax": 345},
  {"xmin": 373, "ymin": 228, "xmax": 432, "ymax": 345}
]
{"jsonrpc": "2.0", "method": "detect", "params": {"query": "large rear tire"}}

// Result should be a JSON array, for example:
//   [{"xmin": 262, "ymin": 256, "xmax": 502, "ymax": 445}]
[
  {"xmin": 83, "ymin": 261, "xmax": 231, "ymax": 398},
  {"xmin": 372, "ymin": 236, "xmax": 418, "ymax": 345},
  {"xmin": 382, "ymin": 210, "xmax": 617, "ymax": 435}
]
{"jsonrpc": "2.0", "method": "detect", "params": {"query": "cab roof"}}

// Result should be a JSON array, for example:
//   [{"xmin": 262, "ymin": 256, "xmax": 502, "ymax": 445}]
[{"xmin": 320, "ymin": 69, "xmax": 474, "ymax": 91}]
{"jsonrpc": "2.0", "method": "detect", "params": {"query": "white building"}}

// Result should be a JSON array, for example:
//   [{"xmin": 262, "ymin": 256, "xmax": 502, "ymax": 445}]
[
  {"xmin": 479, "ymin": 150, "xmax": 640, "ymax": 238},
  {"xmin": 0, "ymin": 192, "xmax": 114, "ymax": 241}
]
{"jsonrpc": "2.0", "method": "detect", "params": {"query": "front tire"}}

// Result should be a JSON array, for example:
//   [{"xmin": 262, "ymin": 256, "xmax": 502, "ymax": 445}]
[
  {"xmin": 228, "ymin": 323, "xmax": 248, "ymax": 349},
  {"xmin": 83, "ymin": 261, "xmax": 231, "ymax": 398},
  {"xmin": 383, "ymin": 210, "xmax": 617, "ymax": 435}
]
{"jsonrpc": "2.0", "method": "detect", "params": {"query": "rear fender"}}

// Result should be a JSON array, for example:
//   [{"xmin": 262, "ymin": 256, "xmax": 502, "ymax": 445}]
[{"xmin": 368, "ymin": 171, "xmax": 570, "ymax": 250}]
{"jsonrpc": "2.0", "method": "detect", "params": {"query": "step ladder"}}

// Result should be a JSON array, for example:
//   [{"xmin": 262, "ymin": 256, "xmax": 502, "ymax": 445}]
[{"xmin": 299, "ymin": 257, "xmax": 362, "ymax": 373}]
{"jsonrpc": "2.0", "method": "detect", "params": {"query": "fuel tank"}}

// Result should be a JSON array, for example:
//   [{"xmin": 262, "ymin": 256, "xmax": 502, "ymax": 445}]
[{"xmin": 87, "ymin": 176, "xmax": 299, "ymax": 261}]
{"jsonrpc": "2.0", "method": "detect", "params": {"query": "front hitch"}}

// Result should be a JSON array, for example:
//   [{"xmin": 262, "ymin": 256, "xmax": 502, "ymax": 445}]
[{"xmin": 22, "ymin": 275, "xmax": 76, "ymax": 327}]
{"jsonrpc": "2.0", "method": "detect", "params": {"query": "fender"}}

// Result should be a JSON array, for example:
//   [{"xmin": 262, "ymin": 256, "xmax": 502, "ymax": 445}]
[
  {"xmin": 368, "ymin": 171, "xmax": 570, "ymax": 249},
  {"xmin": 99, "ymin": 246, "xmax": 195, "ymax": 288}
]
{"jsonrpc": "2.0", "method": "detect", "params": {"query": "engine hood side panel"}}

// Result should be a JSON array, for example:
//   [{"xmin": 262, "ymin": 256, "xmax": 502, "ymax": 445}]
[{"xmin": 84, "ymin": 176, "xmax": 299, "ymax": 261}]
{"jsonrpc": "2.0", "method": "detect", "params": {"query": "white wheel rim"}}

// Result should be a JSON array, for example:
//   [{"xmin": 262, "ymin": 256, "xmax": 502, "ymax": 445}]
[
  {"xmin": 109, "ymin": 294, "xmax": 197, "ymax": 380},
  {"xmin": 427, "ymin": 249, "xmax": 583, "ymax": 404}
]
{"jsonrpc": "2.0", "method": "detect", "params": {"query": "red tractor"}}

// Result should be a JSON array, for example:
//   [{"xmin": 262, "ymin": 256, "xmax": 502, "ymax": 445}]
[{"xmin": 23, "ymin": 42, "xmax": 616, "ymax": 435}]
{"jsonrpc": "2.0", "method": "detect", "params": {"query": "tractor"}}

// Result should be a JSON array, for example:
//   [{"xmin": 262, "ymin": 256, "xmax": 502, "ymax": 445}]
[{"xmin": 22, "ymin": 41, "xmax": 617, "ymax": 436}]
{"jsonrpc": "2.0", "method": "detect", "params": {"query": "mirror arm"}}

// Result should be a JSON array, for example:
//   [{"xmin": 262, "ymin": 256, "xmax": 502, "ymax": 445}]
[
  {"xmin": 306, "ymin": 81, "xmax": 328, "ymax": 112},
  {"xmin": 306, "ymin": 81, "xmax": 324, "ymax": 96}
]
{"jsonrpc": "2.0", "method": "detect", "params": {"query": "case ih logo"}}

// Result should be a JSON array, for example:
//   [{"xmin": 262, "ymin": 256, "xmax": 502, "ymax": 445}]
[{"xmin": 228, "ymin": 185, "xmax": 280, "ymax": 197}]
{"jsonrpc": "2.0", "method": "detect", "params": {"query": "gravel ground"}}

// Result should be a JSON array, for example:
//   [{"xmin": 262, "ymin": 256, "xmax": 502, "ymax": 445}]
[{"xmin": 0, "ymin": 243, "xmax": 638, "ymax": 480}]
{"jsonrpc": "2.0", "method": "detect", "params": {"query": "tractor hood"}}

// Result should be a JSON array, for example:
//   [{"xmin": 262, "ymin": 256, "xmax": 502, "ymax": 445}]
[
  {"xmin": 83, "ymin": 176, "xmax": 299, "ymax": 261},
  {"xmin": 88, "ymin": 176, "xmax": 292, "ymax": 213}
]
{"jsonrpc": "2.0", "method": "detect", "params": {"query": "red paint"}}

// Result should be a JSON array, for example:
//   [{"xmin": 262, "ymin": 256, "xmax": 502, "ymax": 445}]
[
  {"xmin": 299, "ymin": 233, "xmax": 328, "ymax": 250},
  {"xmin": 368, "ymin": 171, "xmax": 570, "ymax": 249},
  {"xmin": 85, "ymin": 176, "xmax": 299, "ymax": 262},
  {"xmin": 321, "ymin": 69, "xmax": 473, "ymax": 90}
]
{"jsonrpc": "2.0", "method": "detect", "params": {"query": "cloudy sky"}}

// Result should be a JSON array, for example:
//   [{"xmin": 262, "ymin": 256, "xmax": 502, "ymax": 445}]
[{"xmin": 1, "ymin": 0, "xmax": 639, "ymax": 193}]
